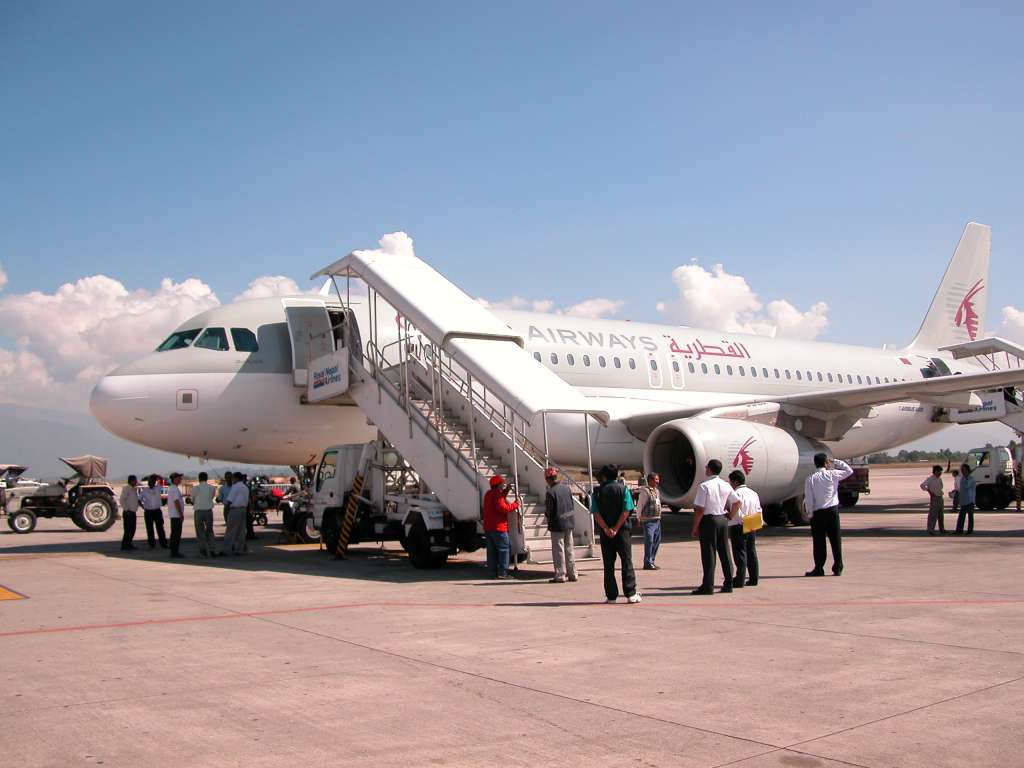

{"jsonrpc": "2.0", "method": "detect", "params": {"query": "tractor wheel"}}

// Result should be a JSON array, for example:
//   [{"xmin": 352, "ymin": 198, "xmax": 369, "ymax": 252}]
[
  {"xmin": 8, "ymin": 510, "xmax": 37, "ymax": 533},
  {"xmin": 74, "ymin": 494, "xmax": 116, "ymax": 532},
  {"xmin": 838, "ymin": 491, "xmax": 859, "ymax": 508},
  {"xmin": 407, "ymin": 518, "xmax": 447, "ymax": 569},
  {"xmin": 292, "ymin": 511, "xmax": 321, "ymax": 544}
]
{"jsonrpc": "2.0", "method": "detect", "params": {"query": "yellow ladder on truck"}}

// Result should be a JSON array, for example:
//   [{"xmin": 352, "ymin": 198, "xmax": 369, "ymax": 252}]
[{"xmin": 335, "ymin": 445, "xmax": 374, "ymax": 559}]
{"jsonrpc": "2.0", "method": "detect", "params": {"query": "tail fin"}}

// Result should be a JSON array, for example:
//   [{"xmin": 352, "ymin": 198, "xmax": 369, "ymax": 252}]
[{"xmin": 908, "ymin": 222, "xmax": 991, "ymax": 350}]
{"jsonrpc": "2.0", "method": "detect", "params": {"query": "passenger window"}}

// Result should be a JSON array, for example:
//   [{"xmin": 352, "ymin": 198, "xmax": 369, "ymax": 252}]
[
  {"xmin": 875, "ymin": 376, "xmax": 881, "ymax": 384},
  {"xmin": 628, "ymin": 358, "xmax": 636, "ymax": 370},
  {"xmin": 739, "ymin": 366, "xmax": 745, "ymax": 376},
  {"xmin": 847, "ymin": 374, "xmax": 853, "ymax": 384},
  {"xmin": 567, "ymin": 353, "xmax": 575, "ymax": 366},
  {"xmin": 884, "ymin": 377, "xmax": 890, "ymax": 383},
  {"xmin": 856, "ymin": 375, "xmax": 862, "ymax": 384},
  {"xmin": 684, "ymin": 362, "xmax": 692, "ymax": 373},
  {"xmin": 796, "ymin": 370, "xmax": 802, "ymax": 380},
  {"xmin": 533, "ymin": 351, "xmax": 541, "ymax": 362},
  {"xmin": 673, "ymin": 361, "xmax": 680, "ymax": 373},
  {"xmin": 194, "ymin": 327, "xmax": 230, "ymax": 351},
  {"xmin": 156, "ymin": 329, "xmax": 201, "ymax": 351},
  {"xmin": 773, "ymin": 368, "xmax": 780, "ymax": 378},
  {"xmin": 550, "ymin": 353, "xmax": 558, "ymax": 365},
  {"xmin": 316, "ymin": 451, "xmax": 338, "ymax": 492},
  {"xmin": 583, "ymin": 354, "xmax": 591, "ymax": 367},
  {"xmin": 762, "ymin": 368, "xmax": 769, "ymax": 378},
  {"xmin": 827, "ymin": 373, "xmax": 833, "ymax": 383},
  {"xmin": 750, "ymin": 366, "xmax": 757, "ymax": 377},
  {"xmin": 701, "ymin": 363, "xmax": 708, "ymax": 374},
  {"xmin": 785, "ymin": 370, "xmax": 792, "ymax": 380},
  {"xmin": 614, "ymin": 357, "xmax": 622, "ymax": 369},
  {"xmin": 599, "ymin": 356, "xmax": 607, "ymax": 368},
  {"xmin": 714, "ymin": 364, "xmax": 721, "ymax": 375},
  {"xmin": 817, "ymin": 372, "xmax": 823, "ymax": 382},
  {"xmin": 649, "ymin": 359, "xmax": 658, "ymax": 371},
  {"xmin": 231, "ymin": 328, "xmax": 259, "ymax": 352},
  {"xmin": 726, "ymin": 365, "xmax": 733, "ymax": 375},
  {"xmin": 807, "ymin": 371, "xmax": 812, "ymax": 381}
]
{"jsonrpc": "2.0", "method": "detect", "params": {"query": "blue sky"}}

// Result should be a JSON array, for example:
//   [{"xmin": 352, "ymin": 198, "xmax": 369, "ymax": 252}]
[{"xmin": 3, "ymin": 1, "xmax": 1024, "ymax": 347}]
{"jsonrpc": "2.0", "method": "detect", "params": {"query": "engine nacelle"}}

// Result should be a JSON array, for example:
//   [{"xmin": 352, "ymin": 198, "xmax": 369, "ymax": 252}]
[{"xmin": 643, "ymin": 418, "xmax": 828, "ymax": 507}]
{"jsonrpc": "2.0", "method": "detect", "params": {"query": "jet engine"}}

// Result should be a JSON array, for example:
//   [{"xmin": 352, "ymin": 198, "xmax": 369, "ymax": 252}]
[{"xmin": 643, "ymin": 418, "xmax": 828, "ymax": 507}]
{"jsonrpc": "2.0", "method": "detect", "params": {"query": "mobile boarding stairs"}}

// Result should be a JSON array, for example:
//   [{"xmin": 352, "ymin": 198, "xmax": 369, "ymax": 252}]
[{"xmin": 301, "ymin": 245, "xmax": 609, "ymax": 564}]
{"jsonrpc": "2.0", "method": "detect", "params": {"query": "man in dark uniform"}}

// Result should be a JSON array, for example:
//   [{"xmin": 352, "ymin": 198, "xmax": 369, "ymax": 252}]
[{"xmin": 592, "ymin": 465, "xmax": 640, "ymax": 604}]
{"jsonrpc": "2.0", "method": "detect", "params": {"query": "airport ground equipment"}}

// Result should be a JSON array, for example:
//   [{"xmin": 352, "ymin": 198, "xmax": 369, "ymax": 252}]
[
  {"xmin": 963, "ymin": 445, "xmax": 1016, "ymax": 510},
  {"xmin": 1, "ymin": 456, "xmax": 118, "ymax": 534},
  {"xmin": 302, "ymin": 245, "xmax": 608, "ymax": 565},
  {"xmin": 838, "ymin": 458, "xmax": 870, "ymax": 508}
]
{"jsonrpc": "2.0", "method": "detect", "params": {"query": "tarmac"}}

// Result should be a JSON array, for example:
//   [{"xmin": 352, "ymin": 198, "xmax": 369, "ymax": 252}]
[{"xmin": 1, "ymin": 466, "xmax": 1022, "ymax": 768}]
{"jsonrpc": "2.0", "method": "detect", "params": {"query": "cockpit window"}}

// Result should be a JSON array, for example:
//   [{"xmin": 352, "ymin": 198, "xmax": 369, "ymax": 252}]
[
  {"xmin": 194, "ymin": 327, "xmax": 230, "ymax": 351},
  {"xmin": 231, "ymin": 328, "xmax": 259, "ymax": 352},
  {"xmin": 156, "ymin": 329, "xmax": 201, "ymax": 351}
]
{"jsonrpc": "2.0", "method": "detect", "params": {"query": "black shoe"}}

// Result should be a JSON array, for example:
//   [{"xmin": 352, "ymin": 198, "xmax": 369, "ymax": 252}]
[
  {"xmin": 548, "ymin": 577, "xmax": 567, "ymax": 583},
  {"xmin": 832, "ymin": 567, "xmax": 843, "ymax": 576},
  {"xmin": 733, "ymin": 581, "xmax": 745, "ymax": 589},
  {"xmin": 159, "ymin": 544, "xmax": 168, "ymax": 549},
  {"xmin": 149, "ymin": 544, "xmax": 156, "ymax": 550},
  {"xmin": 805, "ymin": 570, "xmax": 825, "ymax": 577},
  {"xmin": 171, "ymin": 553, "xmax": 185, "ymax": 559},
  {"xmin": 721, "ymin": 585, "xmax": 733, "ymax": 593},
  {"xmin": 691, "ymin": 587, "xmax": 713, "ymax": 595},
  {"xmin": 747, "ymin": 579, "xmax": 758, "ymax": 586}
]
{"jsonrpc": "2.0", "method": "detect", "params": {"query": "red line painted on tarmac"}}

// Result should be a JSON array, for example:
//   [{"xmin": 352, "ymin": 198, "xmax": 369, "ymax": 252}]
[{"xmin": 2, "ymin": 596, "xmax": 1023, "ymax": 639}]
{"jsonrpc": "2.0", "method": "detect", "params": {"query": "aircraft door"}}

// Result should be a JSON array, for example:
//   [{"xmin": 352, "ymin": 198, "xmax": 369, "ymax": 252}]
[
  {"xmin": 667, "ymin": 354, "xmax": 685, "ymax": 389},
  {"xmin": 646, "ymin": 352, "xmax": 663, "ymax": 388},
  {"xmin": 284, "ymin": 299, "xmax": 334, "ymax": 387}
]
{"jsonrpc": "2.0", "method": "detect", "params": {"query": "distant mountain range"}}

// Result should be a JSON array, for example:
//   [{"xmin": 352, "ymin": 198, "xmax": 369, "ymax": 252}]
[{"xmin": 0, "ymin": 404, "xmax": 288, "ymax": 480}]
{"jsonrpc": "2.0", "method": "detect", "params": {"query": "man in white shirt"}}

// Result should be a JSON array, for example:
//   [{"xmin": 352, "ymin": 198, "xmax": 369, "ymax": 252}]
[
  {"xmin": 139, "ymin": 475, "xmax": 168, "ymax": 550},
  {"xmin": 119, "ymin": 475, "xmax": 140, "ymax": 552},
  {"xmin": 223, "ymin": 473, "xmax": 251, "ymax": 555},
  {"xmin": 920, "ymin": 465, "xmax": 945, "ymax": 535},
  {"xmin": 690, "ymin": 459, "xmax": 736, "ymax": 595},
  {"xmin": 166, "ymin": 472, "xmax": 186, "ymax": 559},
  {"xmin": 802, "ymin": 454, "xmax": 853, "ymax": 576},
  {"xmin": 191, "ymin": 471, "xmax": 220, "ymax": 557},
  {"xmin": 727, "ymin": 470, "xmax": 762, "ymax": 588}
]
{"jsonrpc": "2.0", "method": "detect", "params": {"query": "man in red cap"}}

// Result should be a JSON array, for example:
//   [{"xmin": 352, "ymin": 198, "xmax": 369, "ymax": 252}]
[
  {"xmin": 483, "ymin": 475, "xmax": 519, "ymax": 579},
  {"xmin": 545, "ymin": 467, "xmax": 577, "ymax": 583}
]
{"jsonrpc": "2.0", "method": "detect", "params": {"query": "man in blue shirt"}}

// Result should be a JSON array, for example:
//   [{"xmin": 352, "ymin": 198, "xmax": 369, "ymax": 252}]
[{"xmin": 956, "ymin": 463, "xmax": 977, "ymax": 535}]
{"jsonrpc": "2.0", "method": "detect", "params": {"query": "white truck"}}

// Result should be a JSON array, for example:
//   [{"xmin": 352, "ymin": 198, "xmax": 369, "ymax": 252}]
[
  {"xmin": 964, "ymin": 445, "xmax": 1017, "ymax": 510},
  {"xmin": 308, "ymin": 441, "xmax": 484, "ymax": 568}
]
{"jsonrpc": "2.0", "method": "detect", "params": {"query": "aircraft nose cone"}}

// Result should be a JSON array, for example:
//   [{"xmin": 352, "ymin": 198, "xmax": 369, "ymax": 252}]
[{"xmin": 90, "ymin": 373, "xmax": 148, "ymax": 440}]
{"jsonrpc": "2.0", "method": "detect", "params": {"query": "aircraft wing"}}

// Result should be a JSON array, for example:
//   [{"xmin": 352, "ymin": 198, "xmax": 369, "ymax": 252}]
[{"xmin": 623, "ymin": 367, "xmax": 1024, "ymax": 440}]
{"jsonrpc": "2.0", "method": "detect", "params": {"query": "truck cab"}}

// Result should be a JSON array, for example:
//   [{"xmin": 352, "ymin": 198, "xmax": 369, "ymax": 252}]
[{"xmin": 965, "ymin": 446, "xmax": 1015, "ymax": 510}]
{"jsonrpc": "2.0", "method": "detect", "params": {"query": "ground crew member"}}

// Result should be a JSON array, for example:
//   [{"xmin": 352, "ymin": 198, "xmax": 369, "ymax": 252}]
[
  {"xmin": 920, "ymin": 465, "xmax": 945, "ymax": 535},
  {"xmin": 636, "ymin": 473, "xmax": 662, "ymax": 570},
  {"xmin": 192, "ymin": 471, "xmax": 219, "ymax": 557},
  {"xmin": 119, "ymin": 475, "xmax": 140, "ymax": 551},
  {"xmin": 727, "ymin": 470, "xmax": 761, "ymax": 587},
  {"xmin": 166, "ymin": 472, "xmax": 186, "ymax": 558},
  {"xmin": 690, "ymin": 459, "xmax": 735, "ymax": 594},
  {"xmin": 223, "ymin": 473, "xmax": 250, "ymax": 554},
  {"xmin": 483, "ymin": 475, "xmax": 518, "ymax": 579},
  {"xmin": 544, "ymin": 467, "xmax": 577, "ymax": 583},
  {"xmin": 218, "ymin": 472, "xmax": 233, "ymax": 523},
  {"xmin": 593, "ymin": 465, "xmax": 640, "ymax": 603},
  {"xmin": 803, "ymin": 454, "xmax": 853, "ymax": 576},
  {"xmin": 956, "ymin": 463, "xmax": 976, "ymax": 535},
  {"xmin": 140, "ymin": 475, "xmax": 167, "ymax": 550},
  {"xmin": 949, "ymin": 468, "xmax": 960, "ymax": 516},
  {"xmin": 245, "ymin": 475, "xmax": 257, "ymax": 541}
]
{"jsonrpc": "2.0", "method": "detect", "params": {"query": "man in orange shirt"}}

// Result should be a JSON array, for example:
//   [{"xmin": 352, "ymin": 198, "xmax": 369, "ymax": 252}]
[{"xmin": 483, "ymin": 475, "xmax": 519, "ymax": 579}]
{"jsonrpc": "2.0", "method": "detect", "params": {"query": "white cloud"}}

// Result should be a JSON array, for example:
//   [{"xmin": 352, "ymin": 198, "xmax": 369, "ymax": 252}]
[
  {"xmin": 656, "ymin": 263, "xmax": 829, "ymax": 339},
  {"xmin": 999, "ymin": 306, "xmax": 1024, "ymax": 342},
  {"xmin": 233, "ymin": 275, "xmax": 303, "ymax": 301},
  {"xmin": 478, "ymin": 296, "xmax": 556, "ymax": 313},
  {"xmin": 563, "ymin": 298, "xmax": 625, "ymax": 319},
  {"xmin": 0, "ymin": 272, "xmax": 305, "ymax": 410},
  {"xmin": 0, "ymin": 263, "xmax": 7, "ymax": 291}
]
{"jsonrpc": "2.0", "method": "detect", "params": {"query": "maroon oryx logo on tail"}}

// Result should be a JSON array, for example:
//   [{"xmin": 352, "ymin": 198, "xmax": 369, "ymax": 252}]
[
  {"xmin": 733, "ymin": 437, "xmax": 756, "ymax": 475},
  {"xmin": 954, "ymin": 279, "xmax": 984, "ymax": 341}
]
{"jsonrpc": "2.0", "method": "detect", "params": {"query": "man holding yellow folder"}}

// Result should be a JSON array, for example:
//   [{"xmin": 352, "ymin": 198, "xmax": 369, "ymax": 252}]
[{"xmin": 727, "ymin": 469, "xmax": 763, "ymax": 588}]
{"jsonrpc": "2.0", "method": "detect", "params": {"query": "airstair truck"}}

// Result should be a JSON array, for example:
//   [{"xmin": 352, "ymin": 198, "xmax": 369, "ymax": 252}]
[{"xmin": 309, "ymin": 440, "xmax": 483, "ymax": 568}]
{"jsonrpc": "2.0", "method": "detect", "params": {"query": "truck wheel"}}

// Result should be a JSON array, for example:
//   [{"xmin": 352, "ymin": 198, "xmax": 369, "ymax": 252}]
[
  {"xmin": 292, "ymin": 511, "xmax": 321, "ymax": 544},
  {"xmin": 763, "ymin": 504, "xmax": 787, "ymax": 527},
  {"xmin": 74, "ymin": 494, "xmax": 116, "ymax": 532},
  {"xmin": 320, "ymin": 507, "xmax": 344, "ymax": 553},
  {"xmin": 975, "ymin": 486, "xmax": 995, "ymax": 511},
  {"xmin": 8, "ymin": 510, "xmax": 37, "ymax": 533},
  {"xmin": 407, "ymin": 519, "xmax": 447, "ymax": 569},
  {"xmin": 838, "ymin": 491, "xmax": 859, "ymax": 508}
]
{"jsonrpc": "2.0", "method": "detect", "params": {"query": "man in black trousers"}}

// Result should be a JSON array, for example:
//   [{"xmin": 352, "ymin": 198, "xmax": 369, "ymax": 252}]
[
  {"xmin": 803, "ymin": 454, "xmax": 853, "ymax": 576},
  {"xmin": 592, "ymin": 465, "xmax": 641, "ymax": 604},
  {"xmin": 690, "ymin": 459, "xmax": 735, "ymax": 594},
  {"xmin": 119, "ymin": 475, "xmax": 140, "ymax": 551}
]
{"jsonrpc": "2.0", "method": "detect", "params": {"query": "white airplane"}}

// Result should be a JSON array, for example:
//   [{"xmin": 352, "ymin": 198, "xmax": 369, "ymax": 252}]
[{"xmin": 91, "ymin": 223, "xmax": 1024, "ymax": 514}]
